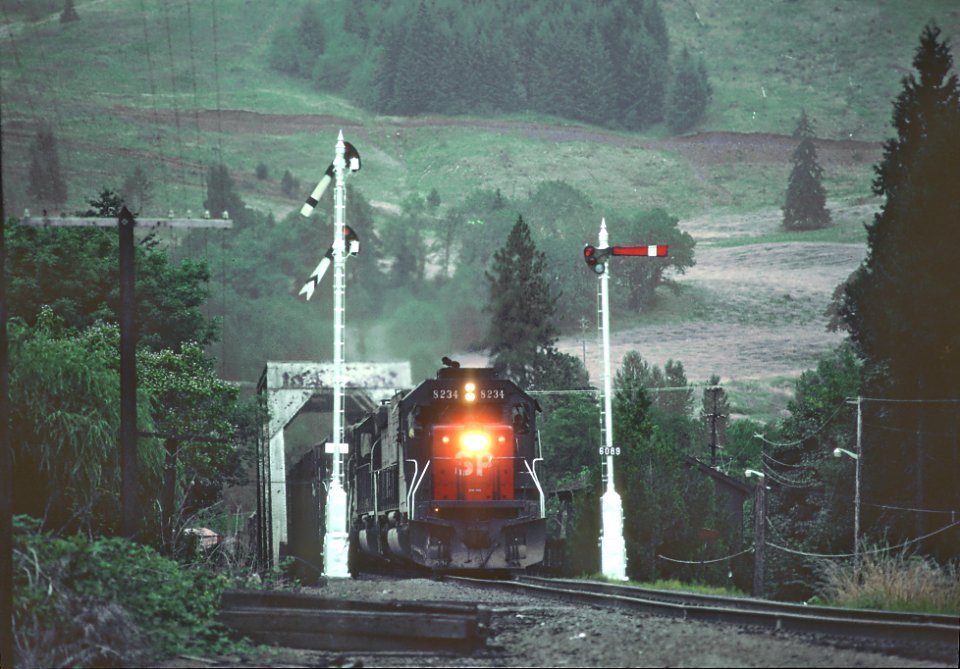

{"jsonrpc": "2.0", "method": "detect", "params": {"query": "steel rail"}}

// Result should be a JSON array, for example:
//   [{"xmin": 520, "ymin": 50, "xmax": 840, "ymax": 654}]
[{"xmin": 444, "ymin": 575, "xmax": 959, "ymax": 662}]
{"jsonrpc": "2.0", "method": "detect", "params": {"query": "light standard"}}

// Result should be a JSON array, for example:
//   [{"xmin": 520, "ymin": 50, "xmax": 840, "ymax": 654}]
[
  {"xmin": 834, "ymin": 446, "xmax": 861, "ymax": 572},
  {"xmin": 745, "ymin": 469, "xmax": 766, "ymax": 598}
]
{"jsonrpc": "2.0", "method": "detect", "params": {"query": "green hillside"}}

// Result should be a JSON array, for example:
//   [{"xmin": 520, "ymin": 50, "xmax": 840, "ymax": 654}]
[
  {"xmin": 2, "ymin": 0, "xmax": 956, "ymax": 219},
  {"xmin": 2, "ymin": 0, "xmax": 958, "ymax": 400}
]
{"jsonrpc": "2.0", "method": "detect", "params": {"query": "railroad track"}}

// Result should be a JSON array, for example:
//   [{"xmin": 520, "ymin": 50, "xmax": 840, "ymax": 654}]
[
  {"xmin": 445, "ymin": 574, "xmax": 959, "ymax": 662},
  {"xmin": 218, "ymin": 588, "xmax": 491, "ymax": 652}
]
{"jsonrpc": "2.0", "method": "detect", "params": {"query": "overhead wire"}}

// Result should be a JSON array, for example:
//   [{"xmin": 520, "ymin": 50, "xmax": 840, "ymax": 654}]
[
  {"xmin": 184, "ymin": 0, "xmax": 205, "ymax": 201},
  {"xmin": 658, "ymin": 545, "xmax": 755, "ymax": 565},
  {"xmin": 138, "ymin": 0, "xmax": 170, "ymax": 214},
  {"xmin": 210, "ymin": 0, "xmax": 228, "ymax": 377},
  {"xmin": 752, "ymin": 400, "xmax": 849, "ymax": 449},
  {"xmin": 766, "ymin": 520, "xmax": 960, "ymax": 560},
  {"xmin": 160, "ymin": 0, "xmax": 189, "ymax": 205}
]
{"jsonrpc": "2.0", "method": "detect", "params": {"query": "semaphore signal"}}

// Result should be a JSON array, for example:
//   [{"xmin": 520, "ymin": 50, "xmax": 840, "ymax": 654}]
[
  {"xmin": 583, "ymin": 243, "xmax": 668, "ymax": 274},
  {"xmin": 586, "ymin": 218, "xmax": 668, "ymax": 582},
  {"xmin": 299, "ymin": 141, "xmax": 361, "ymax": 218}
]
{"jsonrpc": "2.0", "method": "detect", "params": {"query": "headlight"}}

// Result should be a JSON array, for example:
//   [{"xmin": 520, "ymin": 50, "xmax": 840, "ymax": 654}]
[{"xmin": 462, "ymin": 431, "xmax": 489, "ymax": 452}]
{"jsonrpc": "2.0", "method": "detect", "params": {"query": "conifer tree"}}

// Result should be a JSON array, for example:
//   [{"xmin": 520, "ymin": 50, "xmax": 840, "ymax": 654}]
[
  {"xmin": 485, "ymin": 215, "xmax": 558, "ymax": 387},
  {"xmin": 782, "ymin": 110, "xmax": 831, "ymax": 230},
  {"xmin": 27, "ymin": 127, "xmax": 68, "ymax": 208},
  {"xmin": 121, "ymin": 165, "xmax": 152, "ymax": 213},
  {"xmin": 60, "ymin": 0, "xmax": 79, "ymax": 23},
  {"xmin": 666, "ymin": 48, "xmax": 712, "ymax": 134},
  {"xmin": 838, "ymin": 24, "xmax": 960, "ymax": 560}
]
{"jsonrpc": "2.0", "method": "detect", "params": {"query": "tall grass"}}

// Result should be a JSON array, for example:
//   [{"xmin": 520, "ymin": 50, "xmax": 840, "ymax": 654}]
[{"xmin": 817, "ymin": 547, "xmax": 960, "ymax": 614}]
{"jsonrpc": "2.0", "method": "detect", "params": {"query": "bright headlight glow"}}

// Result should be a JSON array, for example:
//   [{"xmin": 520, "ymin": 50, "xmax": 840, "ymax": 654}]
[
  {"xmin": 462, "ymin": 431, "xmax": 490, "ymax": 452},
  {"xmin": 464, "ymin": 382, "xmax": 476, "ymax": 402}
]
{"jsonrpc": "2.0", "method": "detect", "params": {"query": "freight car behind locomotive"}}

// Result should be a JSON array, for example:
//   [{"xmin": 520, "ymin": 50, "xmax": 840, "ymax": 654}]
[{"xmin": 346, "ymin": 365, "xmax": 546, "ymax": 571}]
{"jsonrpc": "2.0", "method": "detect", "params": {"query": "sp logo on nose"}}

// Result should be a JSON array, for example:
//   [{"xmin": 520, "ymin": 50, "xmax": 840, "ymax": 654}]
[{"xmin": 455, "ymin": 452, "xmax": 493, "ymax": 477}]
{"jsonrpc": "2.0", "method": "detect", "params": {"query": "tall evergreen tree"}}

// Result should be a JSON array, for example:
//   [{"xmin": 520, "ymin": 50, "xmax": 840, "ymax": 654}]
[
  {"xmin": 841, "ymin": 24, "xmax": 960, "ymax": 398},
  {"xmin": 60, "ymin": 0, "xmax": 78, "ymax": 23},
  {"xmin": 204, "ymin": 163, "xmax": 248, "ymax": 228},
  {"xmin": 838, "ymin": 24, "xmax": 960, "ymax": 560},
  {"xmin": 485, "ymin": 215, "xmax": 558, "ymax": 387},
  {"xmin": 27, "ymin": 127, "xmax": 68, "ymax": 207},
  {"xmin": 666, "ymin": 48, "xmax": 712, "ymax": 134},
  {"xmin": 120, "ymin": 165, "xmax": 152, "ymax": 213},
  {"xmin": 782, "ymin": 110, "xmax": 831, "ymax": 230}
]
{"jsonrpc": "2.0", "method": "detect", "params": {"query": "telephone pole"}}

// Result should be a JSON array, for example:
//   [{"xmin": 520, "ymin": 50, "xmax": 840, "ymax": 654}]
[{"xmin": 19, "ymin": 210, "xmax": 231, "ymax": 539}]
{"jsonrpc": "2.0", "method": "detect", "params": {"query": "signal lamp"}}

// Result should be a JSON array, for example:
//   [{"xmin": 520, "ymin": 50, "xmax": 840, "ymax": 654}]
[
  {"xmin": 462, "ymin": 431, "xmax": 490, "ymax": 452},
  {"xmin": 442, "ymin": 435, "xmax": 450, "ymax": 444}
]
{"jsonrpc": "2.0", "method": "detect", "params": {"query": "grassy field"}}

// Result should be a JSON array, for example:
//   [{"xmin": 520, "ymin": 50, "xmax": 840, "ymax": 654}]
[{"xmin": 2, "ymin": 0, "xmax": 958, "ymax": 417}]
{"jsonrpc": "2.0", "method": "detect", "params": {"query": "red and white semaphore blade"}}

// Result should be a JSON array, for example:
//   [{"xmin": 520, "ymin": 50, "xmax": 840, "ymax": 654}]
[{"xmin": 610, "ymin": 245, "xmax": 668, "ymax": 257}]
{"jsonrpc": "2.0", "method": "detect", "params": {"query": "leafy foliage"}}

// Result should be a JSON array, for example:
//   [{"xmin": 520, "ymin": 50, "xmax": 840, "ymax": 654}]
[
  {"xmin": 6, "ymin": 191, "xmax": 218, "ymax": 352},
  {"xmin": 12, "ymin": 516, "xmax": 239, "ymax": 665},
  {"xmin": 762, "ymin": 343, "xmax": 861, "ymax": 600},
  {"xmin": 782, "ymin": 110, "xmax": 831, "ymax": 231},
  {"xmin": 6, "ymin": 313, "xmax": 161, "ymax": 534},
  {"xmin": 610, "ymin": 209, "xmax": 696, "ymax": 311}
]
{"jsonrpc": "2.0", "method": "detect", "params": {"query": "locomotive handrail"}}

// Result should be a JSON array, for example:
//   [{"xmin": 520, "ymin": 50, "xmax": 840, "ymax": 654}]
[
  {"xmin": 524, "ymin": 457, "xmax": 545, "ymax": 519},
  {"xmin": 406, "ymin": 459, "xmax": 431, "ymax": 520}
]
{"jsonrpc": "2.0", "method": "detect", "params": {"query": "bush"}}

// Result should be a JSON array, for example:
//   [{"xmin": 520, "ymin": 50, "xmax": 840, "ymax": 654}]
[
  {"xmin": 817, "ymin": 545, "xmax": 960, "ymax": 614},
  {"xmin": 12, "ymin": 516, "xmax": 240, "ymax": 665}
]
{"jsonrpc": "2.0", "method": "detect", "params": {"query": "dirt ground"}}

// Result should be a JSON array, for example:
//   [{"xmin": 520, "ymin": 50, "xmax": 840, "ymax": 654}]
[
  {"xmin": 557, "ymin": 238, "xmax": 867, "ymax": 385},
  {"xmin": 160, "ymin": 577, "xmax": 953, "ymax": 668}
]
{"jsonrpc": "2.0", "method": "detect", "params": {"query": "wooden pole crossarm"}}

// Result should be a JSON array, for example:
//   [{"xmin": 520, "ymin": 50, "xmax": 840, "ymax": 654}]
[{"xmin": 18, "ymin": 215, "xmax": 232, "ymax": 229}]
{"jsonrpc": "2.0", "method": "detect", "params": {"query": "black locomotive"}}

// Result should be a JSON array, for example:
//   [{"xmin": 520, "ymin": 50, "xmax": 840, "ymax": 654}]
[{"xmin": 346, "ymin": 365, "xmax": 546, "ymax": 571}]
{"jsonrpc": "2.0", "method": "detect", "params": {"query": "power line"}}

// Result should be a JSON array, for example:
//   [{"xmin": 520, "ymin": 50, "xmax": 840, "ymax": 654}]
[
  {"xmin": 766, "ymin": 520, "xmax": 960, "ymax": 560},
  {"xmin": 762, "ymin": 451, "xmax": 816, "ymax": 469},
  {"xmin": 761, "ymin": 463, "xmax": 820, "ymax": 489},
  {"xmin": 863, "ymin": 501, "xmax": 960, "ymax": 515},
  {"xmin": 752, "ymin": 400, "xmax": 849, "ymax": 449},
  {"xmin": 139, "ymin": 0, "xmax": 170, "ymax": 213},
  {"xmin": 210, "ymin": 0, "xmax": 225, "ymax": 164},
  {"xmin": 160, "ymin": 0, "xmax": 189, "ymax": 204},
  {"xmin": 658, "ymin": 545, "xmax": 755, "ymax": 565},
  {"xmin": 184, "ymin": 0, "xmax": 205, "ymax": 198},
  {"xmin": 860, "ymin": 397, "xmax": 960, "ymax": 404}
]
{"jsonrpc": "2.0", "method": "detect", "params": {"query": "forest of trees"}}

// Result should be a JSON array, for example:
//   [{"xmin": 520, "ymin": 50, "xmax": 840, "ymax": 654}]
[{"xmin": 268, "ymin": 0, "xmax": 712, "ymax": 132}]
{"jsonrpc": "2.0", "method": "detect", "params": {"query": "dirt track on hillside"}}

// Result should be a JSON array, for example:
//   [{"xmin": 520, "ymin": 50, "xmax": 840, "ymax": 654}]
[{"xmin": 105, "ymin": 106, "xmax": 880, "ymax": 167}]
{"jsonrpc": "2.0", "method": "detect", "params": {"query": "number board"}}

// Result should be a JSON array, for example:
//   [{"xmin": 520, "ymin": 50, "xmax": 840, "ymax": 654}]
[{"xmin": 430, "ymin": 386, "xmax": 508, "ymax": 401}]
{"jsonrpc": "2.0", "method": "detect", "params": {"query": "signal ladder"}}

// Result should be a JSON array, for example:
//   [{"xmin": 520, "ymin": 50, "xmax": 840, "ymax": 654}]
[{"xmin": 597, "ymin": 280, "xmax": 611, "ymax": 489}]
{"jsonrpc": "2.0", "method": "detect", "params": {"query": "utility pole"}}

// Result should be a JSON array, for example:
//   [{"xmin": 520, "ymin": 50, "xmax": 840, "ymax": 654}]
[
  {"xmin": 584, "ymin": 218, "xmax": 668, "ymax": 581},
  {"xmin": 19, "ymin": 210, "xmax": 231, "ymax": 539},
  {"xmin": 746, "ymin": 469, "xmax": 766, "ymax": 597},
  {"xmin": 703, "ymin": 386, "xmax": 727, "ymax": 468},
  {"xmin": 1, "ymin": 167, "xmax": 15, "ymax": 669}
]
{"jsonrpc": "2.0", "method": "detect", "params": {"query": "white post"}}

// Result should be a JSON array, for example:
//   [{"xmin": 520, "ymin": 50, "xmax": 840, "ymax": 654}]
[
  {"xmin": 598, "ymin": 218, "xmax": 627, "ymax": 581},
  {"xmin": 323, "ymin": 131, "xmax": 350, "ymax": 578},
  {"xmin": 854, "ymin": 395, "xmax": 862, "ymax": 572}
]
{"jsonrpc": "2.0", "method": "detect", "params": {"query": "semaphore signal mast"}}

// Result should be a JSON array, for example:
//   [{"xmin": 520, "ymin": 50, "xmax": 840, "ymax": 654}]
[
  {"xmin": 585, "ymin": 218, "xmax": 668, "ymax": 581},
  {"xmin": 299, "ymin": 130, "xmax": 361, "ymax": 578}
]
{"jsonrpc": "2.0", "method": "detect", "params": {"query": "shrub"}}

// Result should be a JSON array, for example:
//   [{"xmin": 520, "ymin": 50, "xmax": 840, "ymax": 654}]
[
  {"xmin": 12, "ymin": 516, "xmax": 240, "ymax": 665},
  {"xmin": 817, "ymin": 545, "xmax": 960, "ymax": 614}
]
